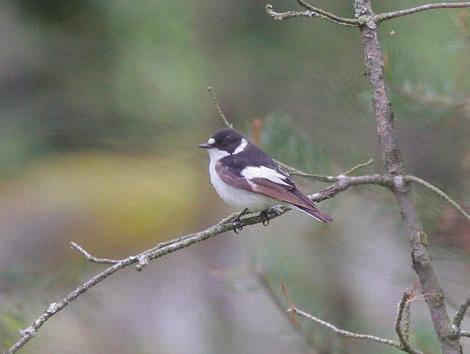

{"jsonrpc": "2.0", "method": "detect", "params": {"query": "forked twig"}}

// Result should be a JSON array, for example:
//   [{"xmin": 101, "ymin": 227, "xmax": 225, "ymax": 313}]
[{"xmin": 280, "ymin": 283, "xmax": 423, "ymax": 353}]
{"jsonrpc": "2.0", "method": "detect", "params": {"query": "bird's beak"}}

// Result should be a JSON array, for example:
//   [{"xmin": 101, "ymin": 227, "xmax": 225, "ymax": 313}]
[{"xmin": 198, "ymin": 143, "xmax": 212, "ymax": 149}]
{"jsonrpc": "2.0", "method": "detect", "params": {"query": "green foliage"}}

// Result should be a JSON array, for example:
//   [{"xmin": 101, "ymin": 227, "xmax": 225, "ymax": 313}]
[{"xmin": 260, "ymin": 114, "xmax": 330, "ymax": 173}]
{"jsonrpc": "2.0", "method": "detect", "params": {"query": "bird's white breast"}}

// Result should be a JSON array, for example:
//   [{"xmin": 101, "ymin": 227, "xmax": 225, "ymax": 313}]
[{"xmin": 207, "ymin": 149, "xmax": 273, "ymax": 211}]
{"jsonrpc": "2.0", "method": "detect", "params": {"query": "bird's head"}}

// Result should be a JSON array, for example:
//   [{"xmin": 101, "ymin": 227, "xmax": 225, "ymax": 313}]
[{"xmin": 199, "ymin": 128, "xmax": 248, "ymax": 158}]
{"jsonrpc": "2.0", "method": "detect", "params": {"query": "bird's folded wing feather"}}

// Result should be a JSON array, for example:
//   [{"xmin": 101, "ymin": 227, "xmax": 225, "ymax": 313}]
[{"xmin": 215, "ymin": 162, "xmax": 315, "ymax": 209}]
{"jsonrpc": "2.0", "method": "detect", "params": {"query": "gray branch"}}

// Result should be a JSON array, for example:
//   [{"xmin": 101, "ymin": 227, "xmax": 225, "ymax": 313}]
[
  {"xmin": 354, "ymin": 0, "xmax": 463, "ymax": 353},
  {"xmin": 289, "ymin": 306, "xmax": 407, "ymax": 351},
  {"xmin": 453, "ymin": 296, "xmax": 470, "ymax": 331},
  {"xmin": 375, "ymin": 2, "xmax": 470, "ymax": 23},
  {"xmin": 285, "ymin": 287, "xmax": 423, "ymax": 354},
  {"xmin": 4, "ymin": 170, "xmax": 390, "ymax": 354},
  {"xmin": 264, "ymin": 0, "xmax": 469, "ymax": 353},
  {"xmin": 404, "ymin": 175, "xmax": 469, "ymax": 221},
  {"xmin": 266, "ymin": 1, "xmax": 470, "ymax": 27},
  {"xmin": 394, "ymin": 290, "xmax": 423, "ymax": 354},
  {"xmin": 265, "ymin": 4, "xmax": 360, "ymax": 27}
]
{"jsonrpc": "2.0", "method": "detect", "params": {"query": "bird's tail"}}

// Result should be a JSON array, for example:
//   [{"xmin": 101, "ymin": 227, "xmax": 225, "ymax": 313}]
[{"xmin": 295, "ymin": 205, "xmax": 333, "ymax": 223}]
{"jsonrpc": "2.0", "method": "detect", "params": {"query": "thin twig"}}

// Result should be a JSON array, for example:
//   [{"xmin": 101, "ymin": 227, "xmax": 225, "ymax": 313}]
[
  {"xmin": 4, "ymin": 170, "xmax": 390, "ymax": 354},
  {"xmin": 280, "ymin": 158, "xmax": 375, "ymax": 183},
  {"xmin": 265, "ymin": 4, "xmax": 360, "ymax": 27},
  {"xmin": 70, "ymin": 242, "xmax": 120, "ymax": 264},
  {"xmin": 341, "ymin": 158, "xmax": 374, "ymax": 176},
  {"xmin": 280, "ymin": 283, "xmax": 423, "ymax": 354},
  {"xmin": 296, "ymin": 0, "xmax": 360, "ymax": 26},
  {"xmin": 404, "ymin": 175, "xmax": 470, "ymax": 221},
  {"xmin": 375, "ymin": 2, "xmax": 470, "ymax": 23},
  {"xmin": 207, "ymin": 86, "xmax": 232, "ymax": 128},
  {"xmin": 395, "ymin": 290, "xmax": 422, "ymax": 354},
  {"xmin": 289, "ymin": 307, "xmax": 405, "ymax": 351}
]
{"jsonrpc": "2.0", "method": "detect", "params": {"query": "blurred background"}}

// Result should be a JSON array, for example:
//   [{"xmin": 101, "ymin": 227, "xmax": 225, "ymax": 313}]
[{"xmin": 0, "ymin": 0, "xmax": 469, "ymax": 353}]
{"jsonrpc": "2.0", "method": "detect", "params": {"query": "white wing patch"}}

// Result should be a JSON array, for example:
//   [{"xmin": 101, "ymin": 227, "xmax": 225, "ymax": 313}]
[
  {"xmin": 233, "ymin": 138, "xmax": 248, "ymax": 154},
  {"xmin": 241, "ymin": 166, "xmax": 290, "ymax": 186}
]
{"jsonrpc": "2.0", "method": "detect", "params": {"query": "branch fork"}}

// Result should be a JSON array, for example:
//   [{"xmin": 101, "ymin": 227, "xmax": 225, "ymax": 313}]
[
  {"xmin": 282, "ymin": 283, "xmax": 424, "ymax": 354},
  {"xmin": 266, "ymin": 0, "xmax": 470, "ymax": 26},
  {"xmin": 5, "ymin": 42, "xmax": 470, "ymax": 354}
]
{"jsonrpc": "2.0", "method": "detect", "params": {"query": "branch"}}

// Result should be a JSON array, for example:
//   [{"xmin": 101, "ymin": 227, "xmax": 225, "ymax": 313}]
[
  {"xmin": 404, "ymin": 175, "xmax": 470, "ymax": 221},
  {"xmin": 281, "ymin": 158, "xmax": 374, "ymax": 182},
  {"xmin": 4, "ymin": 169, "xmax": 389, "ymax": 354},
  {"xmin": 209, "ymin": 78, "xmax": 466, "ymax": 230},
  {"xmin": 287, "ymin": 291, "xmax": 423, "ymax": 354},
  {"xmin": 354, "ymin": 0, "xmax": 462, "ymax": 352},
  {"xmin": 289, "ymin": 307, "xmax": 406, "ymax": 351},
  {"xmin": 207, "ymin": 86, "xmax": 232, "ymax": 128},
  {"xmin": 265, "ymin": 3, "xmax": 360, "ymax": 27},
  {"xmin": 282, "ymin": 284, "xmax": 423, "ymax": 354},
  {"xmin": 452, "ymin": 296, "xmax": 470, "ymax": 330},
  {"xmin": 70, "ymin": 242, "xmax": 120, "ymax": 264},
  {"xmin": 395, "ymin": 290, "xmax": 423, "ymax": 354},
  {"xmin": 266, "ymin": 1, "xmax": 470, "ymax": 28},
  {"xmin": 375, "ymin": 2, "xmax": 470, "ymax": 23}
]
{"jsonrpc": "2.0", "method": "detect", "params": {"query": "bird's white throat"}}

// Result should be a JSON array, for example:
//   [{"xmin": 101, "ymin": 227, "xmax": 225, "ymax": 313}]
[{"xmin": 207, "ymin": 147, "xmax": 230, "ymax": 164}]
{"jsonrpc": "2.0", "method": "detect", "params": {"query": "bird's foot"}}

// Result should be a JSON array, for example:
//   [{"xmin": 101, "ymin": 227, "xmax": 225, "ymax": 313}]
[
  {"xmin": 260, "ymin": 210, "xmax": 270, "ymax": 226},
  {"xmin": 232, "ymin": 208, "xmax": 249, "ymax": 234}
]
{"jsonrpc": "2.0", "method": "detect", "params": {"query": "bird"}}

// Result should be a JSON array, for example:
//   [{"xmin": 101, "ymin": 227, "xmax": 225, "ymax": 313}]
[{"xmin": 198, "ymin": 128, "xmax": 332, "ymax": 227}]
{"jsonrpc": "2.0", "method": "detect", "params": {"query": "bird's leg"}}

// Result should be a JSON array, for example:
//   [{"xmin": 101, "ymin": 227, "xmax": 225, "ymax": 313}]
[
  {"xmin": 260, "ymin": 210, "xmax": 270, "ymax": 226},
  {"xmin": 232, "ymin": 208, "xmax": 249, "ymax": 234}
]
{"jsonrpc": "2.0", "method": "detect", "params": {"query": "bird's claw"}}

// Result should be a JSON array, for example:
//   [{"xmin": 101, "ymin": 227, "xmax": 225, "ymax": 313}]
[
  {"xmin": 260, "ymin": 211, "xmax": 270, "ymax": 226},
  {"xmin": 233, "ymin": 222, "xmax": 244, "ymax": 234},
  {"xmin": 232, "ymin": 208, "xmax": 248, "ymax": 235}
]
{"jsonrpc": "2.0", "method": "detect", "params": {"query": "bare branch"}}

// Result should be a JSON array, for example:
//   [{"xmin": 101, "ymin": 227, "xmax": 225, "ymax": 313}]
[
  {"xmin": 70, "ymin": 242, "xmax": 120, "ymax": 264},
  {"xmin": 289, "ymin": 306, "xmax": 406, "ymax": 351},
  {"xmin": 461, "ymin": 330, "xmax": 470, "ymax": 337},
  {"xmin": 265, "ymin": 4, "xmax": 360, "ymax": 27},
  {"xmin": 354, "ymin": 0, "xmax": 462, "ymax": 351},
  {"xmin": 375, "ymin": 2, "xmax": 470, "ymax": 23},
  {"xmin": 207, "ymin": 86, "xmax": 232, "ymax": 128},
  {"xmin": 404, "ymin": 175, "xmax": 470, "ymax": 221},
  {"xmin": 281, "ymin": 283, "xmax": 423, "ymax": 354},
  {"xmin": 295, "ymin": 0, "xmax": 360, "ymax": 26},
  {"xmin": 395, "ymin": 290, "xmax": 422, "ymax": 354},
  {"xmin": 265, "ymin": 4, "xmax": 315, "ymax": 21},
  {"xmin": 279, "ymin": 158, "xmax": 375, "ymax": 183},
  {"xmin": 453, "ymin": 296, "xmax": 470, "ymax": 329},
  {"xmin": 341, "ymin": 158, "xmax": 374, "ymax": 176},
  {"xmin": 5, "ymin": 169, "xmax": 391, "ymax": 354}
]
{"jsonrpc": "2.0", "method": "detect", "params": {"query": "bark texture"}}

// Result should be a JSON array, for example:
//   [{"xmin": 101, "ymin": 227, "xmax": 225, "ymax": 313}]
[{"xmin": 353, "ymin": 1, "xmax": 461, "ymax": 353}]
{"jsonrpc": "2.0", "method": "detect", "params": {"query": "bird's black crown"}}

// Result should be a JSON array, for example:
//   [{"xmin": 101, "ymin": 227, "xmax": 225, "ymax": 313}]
[{"xmin": 210, "ymin": 128, "xmax": 245, "ymax": 153}]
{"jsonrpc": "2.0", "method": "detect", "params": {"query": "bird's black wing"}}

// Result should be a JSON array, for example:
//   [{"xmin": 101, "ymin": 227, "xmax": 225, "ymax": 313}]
[{"xmin": 216, "ymin": 144, "xmax": 333, "ymax": 222}]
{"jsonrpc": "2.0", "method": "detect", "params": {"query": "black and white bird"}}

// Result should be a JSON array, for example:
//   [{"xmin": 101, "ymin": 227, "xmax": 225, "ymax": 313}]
[{"xmin": 199, "ymin": 128, "xmax": 332, "ymax": 223}]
